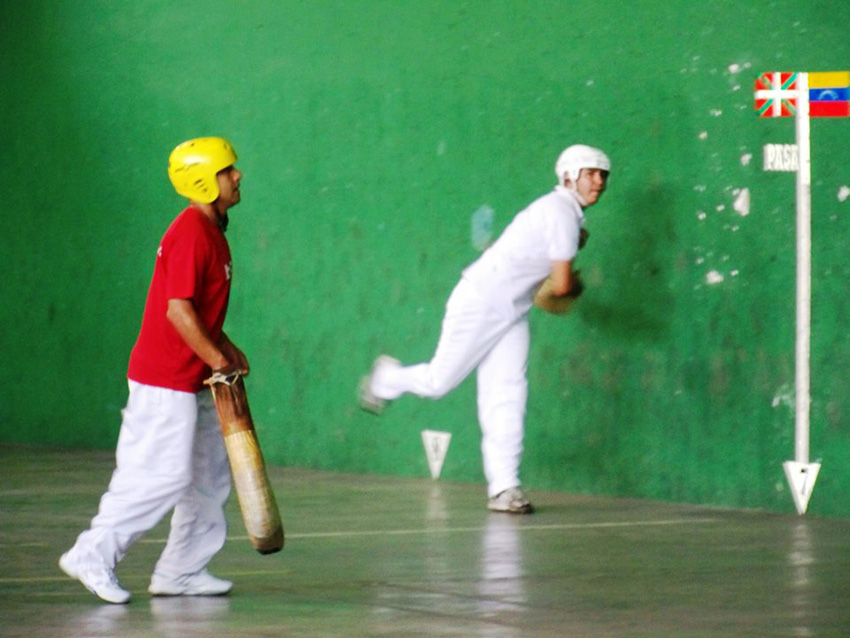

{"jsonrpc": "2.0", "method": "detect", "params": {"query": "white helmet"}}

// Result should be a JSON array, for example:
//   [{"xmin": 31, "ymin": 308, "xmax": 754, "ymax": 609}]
[{"xmin": 555, "ymin": 145, "xmax": 611, "ymax": 184}]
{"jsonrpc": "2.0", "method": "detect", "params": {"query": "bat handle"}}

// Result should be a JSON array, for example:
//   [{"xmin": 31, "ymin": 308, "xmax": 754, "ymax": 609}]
[
  {"xmin": 204, "ymin": 371, "xmax": 247, "ymax": 417},
  {"xmin": 205, "ymin": 370, "xmax": 242, "ymax": 386}
]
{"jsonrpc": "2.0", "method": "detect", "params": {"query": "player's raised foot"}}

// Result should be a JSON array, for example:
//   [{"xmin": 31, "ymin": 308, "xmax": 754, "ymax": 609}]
[
  {"xmin": 358, "ymin": 355, "xmax": 400, "ymax": 415},
  {"xmin": 487, "ymin": 487, "xmax": 535, "ymax": 514},
  {"xmin": 148, "ymin": 569, "xmax": 233, "ymax": 596},
  {"xmin": 59, "ymin": 551, "xmax": 131, "ymax": 604}
]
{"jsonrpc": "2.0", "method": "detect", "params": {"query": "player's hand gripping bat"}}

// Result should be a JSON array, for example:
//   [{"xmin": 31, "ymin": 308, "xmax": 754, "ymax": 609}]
[{"xmin": 205, "ymin": 371, "xmax": 284, "ymax": 554}]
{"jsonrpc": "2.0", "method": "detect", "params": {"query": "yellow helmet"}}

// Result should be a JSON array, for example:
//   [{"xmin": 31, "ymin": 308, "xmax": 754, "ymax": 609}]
[{"xmin": 167, "ymin": 137, "xmax": 237, "ymax": 204}]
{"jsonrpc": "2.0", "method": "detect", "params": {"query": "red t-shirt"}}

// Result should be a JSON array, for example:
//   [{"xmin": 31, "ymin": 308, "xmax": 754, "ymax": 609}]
[{"xmin": 128, "ymin": 206, "xmax": 232, "ymax": 392}]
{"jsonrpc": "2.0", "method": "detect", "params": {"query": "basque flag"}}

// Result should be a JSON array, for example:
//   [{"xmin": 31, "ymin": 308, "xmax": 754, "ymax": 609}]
[
  {"xmin": 809, "ymin": 72, "xmax": 850, "ymax": 117},
  {"xmin": 754, "ymin": 72, "xmax": 797, "ymax": 118}
]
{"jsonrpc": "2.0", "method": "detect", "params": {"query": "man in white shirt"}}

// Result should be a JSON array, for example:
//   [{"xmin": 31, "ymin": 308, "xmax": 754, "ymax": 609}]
[{"xmin": 360, "ymin": 145, "xmax": 611, "ymax": 513}]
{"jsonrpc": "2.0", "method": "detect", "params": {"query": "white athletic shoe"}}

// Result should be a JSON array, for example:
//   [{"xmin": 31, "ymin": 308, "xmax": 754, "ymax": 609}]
[
  {"xmin": 148, "ymin": 569, "xmax": 233, "ymax": 596},
  {"xmin": 487, "ymin": 487, "xmax": 535, "ymax": 514},
  {"xmin": 359, "ymin": 355, "xmax": 400, "ymax": 415},
  {"xmin": 59, "ymin": 551, "xmax": 131, "ymax": 604}
]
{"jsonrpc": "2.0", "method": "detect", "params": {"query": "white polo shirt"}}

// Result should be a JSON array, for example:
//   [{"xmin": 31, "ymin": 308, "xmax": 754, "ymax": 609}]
[{"xmin": 461, "ymin": 186, "xmax": 584, "ymax": 317}]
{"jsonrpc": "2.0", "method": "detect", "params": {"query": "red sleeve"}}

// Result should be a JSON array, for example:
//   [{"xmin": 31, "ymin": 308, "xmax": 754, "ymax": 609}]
[{"xmin": 162, "ymin": 217, "xmax": 210, "ymax": 301}]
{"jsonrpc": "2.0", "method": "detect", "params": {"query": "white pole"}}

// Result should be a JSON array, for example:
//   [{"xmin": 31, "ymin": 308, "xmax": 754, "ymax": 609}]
[
  {"xmin": 794, "ymin": 73, "xmax": 812, "ymax": 465},
  {"xmin": 784, "ymin": 72, "xmax": 819, "ymax": 515}
]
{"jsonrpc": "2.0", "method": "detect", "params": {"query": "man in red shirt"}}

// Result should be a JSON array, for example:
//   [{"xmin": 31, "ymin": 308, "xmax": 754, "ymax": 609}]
[{"xmin": 59, "ymin": 137, "xmax": 249, "ymax": 604}]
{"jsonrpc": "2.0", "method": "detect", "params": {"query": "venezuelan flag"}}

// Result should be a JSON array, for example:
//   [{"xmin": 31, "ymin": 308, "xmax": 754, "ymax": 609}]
[{"xmin": 809, "ymin": 72, "xmax": 850, "ymax": 117}]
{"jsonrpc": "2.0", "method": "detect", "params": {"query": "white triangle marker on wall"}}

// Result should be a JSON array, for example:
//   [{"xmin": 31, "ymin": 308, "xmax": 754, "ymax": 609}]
[
  {"xmin": 783, "ymin": 461, "xmax": 821, "ymax": 515},
  {"xmin": 421, "ymin": 430, "xmax": 452, "ymax": 479}
]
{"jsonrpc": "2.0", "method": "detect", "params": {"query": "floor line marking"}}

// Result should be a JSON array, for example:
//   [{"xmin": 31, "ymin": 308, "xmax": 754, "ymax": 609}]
[
  {"xmin": 267, "ymin": 517, "xmax": 720, "ymax": 540},
  {"xmin": 2, "ymin": 519, "xmax": 718, "ymax": 585},
  {"xmin": 0, "ymin": 517, "xmax": 719, "ymax": 554}
]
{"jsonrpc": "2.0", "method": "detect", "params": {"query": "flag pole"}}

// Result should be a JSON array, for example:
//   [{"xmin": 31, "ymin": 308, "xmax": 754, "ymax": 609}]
[{"xmin": 783, "ymin": 72, "xmax": 820, "ymax": 515}]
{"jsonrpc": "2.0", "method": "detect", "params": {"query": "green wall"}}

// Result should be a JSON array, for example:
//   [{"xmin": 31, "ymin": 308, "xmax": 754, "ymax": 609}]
[{"xmin": 2, "ymin": 1, "xmax": 849, "ymax": 516}]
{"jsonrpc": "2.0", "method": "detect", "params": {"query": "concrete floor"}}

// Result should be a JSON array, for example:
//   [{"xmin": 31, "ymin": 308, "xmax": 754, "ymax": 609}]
[{"xmin": 1, "ymin": 444, "xmax": 849, "ymax": 637}]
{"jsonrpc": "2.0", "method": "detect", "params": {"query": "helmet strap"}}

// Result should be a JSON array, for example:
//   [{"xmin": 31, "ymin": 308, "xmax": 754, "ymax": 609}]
[
  {"xmin": 564, "ymin": 174, "xmax": 587, "ymax": 208},
  {"xmin": 565, "ymin": 180, "xmax": 588, "ymax": 208}
]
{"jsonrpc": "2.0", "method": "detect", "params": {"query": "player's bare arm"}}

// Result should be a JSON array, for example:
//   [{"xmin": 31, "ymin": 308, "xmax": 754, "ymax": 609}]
[
  {"xmin": 533, "ymin": 260, "xmax": 583, "ymax": 314},
  {"xmin": 166, "ymin": 298, "xmax": 232, "ymax": 371},
  {"xmin": 219, "ymin": 331, "xmax": 250, "ymax": 375}
]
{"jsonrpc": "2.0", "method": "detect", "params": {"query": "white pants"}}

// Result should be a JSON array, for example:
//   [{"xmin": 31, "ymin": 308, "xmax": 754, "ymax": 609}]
[
  {"xmin": 372, "ymin": 279, "xmax": 529, "ymax": 497},
  {"xmin": 66, "ymin": 381, "xmax": 231, "ymax": 578}
]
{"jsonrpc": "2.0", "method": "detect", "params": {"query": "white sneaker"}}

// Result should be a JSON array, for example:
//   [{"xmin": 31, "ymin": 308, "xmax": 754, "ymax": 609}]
[
  {"xmin": 59, "ymin": 551, "xmax": 131, "ymax": 604},
  {"xmin": 487, "ymin": 487, "xmax": 534, "ymax": 514},
  {"xmin": 148, "ymin": 569, "xmax": 233, "ymax": 596},
  {"xmin": 358, "ymin": 355, "xmax": 400, "ymax": 415}
]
